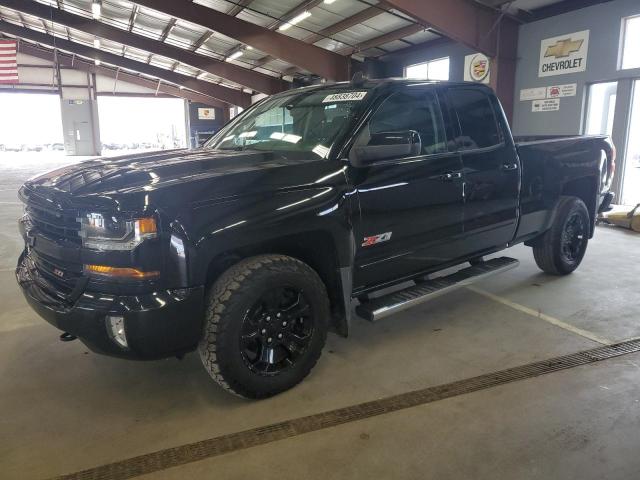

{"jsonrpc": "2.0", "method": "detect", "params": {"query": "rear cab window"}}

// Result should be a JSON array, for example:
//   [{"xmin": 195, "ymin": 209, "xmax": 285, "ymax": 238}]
[{"xmin": 447, "ymin": 88, "xmax": 502, "ymax": 151}]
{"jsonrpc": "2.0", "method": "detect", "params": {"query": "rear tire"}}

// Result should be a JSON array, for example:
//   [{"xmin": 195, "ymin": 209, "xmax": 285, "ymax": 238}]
[
  {"xmin": 199, "ymin": 254, "xmax": 329, "ymax": 399},
  {"xmin": 532, "ymin": 196, "xmax": 590, "ymax": 275}
]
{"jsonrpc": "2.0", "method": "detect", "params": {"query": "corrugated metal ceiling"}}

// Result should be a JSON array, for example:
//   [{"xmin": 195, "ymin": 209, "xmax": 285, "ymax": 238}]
[{"xmin": 1, "ymin": 0, "xmax": 571, "ymax": 92}]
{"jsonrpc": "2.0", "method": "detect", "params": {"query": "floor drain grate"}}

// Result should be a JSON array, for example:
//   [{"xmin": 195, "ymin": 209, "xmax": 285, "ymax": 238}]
[{"xmin": 51, "ymin": 338, "xmax": 640, "ymax": 480}]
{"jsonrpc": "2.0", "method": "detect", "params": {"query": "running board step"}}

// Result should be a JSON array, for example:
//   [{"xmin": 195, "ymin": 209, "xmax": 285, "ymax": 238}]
[{"xmin": 355, "ymin": 257, "xmax": 519, "ymax": 322}]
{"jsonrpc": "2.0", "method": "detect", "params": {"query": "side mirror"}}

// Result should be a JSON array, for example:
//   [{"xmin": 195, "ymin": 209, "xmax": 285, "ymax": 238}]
[{"xmin": 349, "ymin": 130, "xmax": 422, "ymax": 166}]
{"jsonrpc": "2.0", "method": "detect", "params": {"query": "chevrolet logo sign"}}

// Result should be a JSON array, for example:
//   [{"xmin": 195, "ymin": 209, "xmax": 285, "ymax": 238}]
[{"xmin": 544, "ymin": 39, "xmax": 583, "ymax": 58}]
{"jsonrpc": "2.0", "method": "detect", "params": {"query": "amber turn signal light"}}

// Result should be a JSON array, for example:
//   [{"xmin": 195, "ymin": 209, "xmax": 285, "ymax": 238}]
[
  {"xmin": 85, "ymin": 264, "xmax": 160, "ymax": 279},
  {"xmin": 135, "ymin": 217, "xmax": 157, "ymax": 235}
]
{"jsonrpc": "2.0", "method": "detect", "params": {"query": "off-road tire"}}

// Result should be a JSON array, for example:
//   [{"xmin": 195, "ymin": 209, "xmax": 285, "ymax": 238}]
[
  {"xmin": 532, "ymin": 195, "xmax": 590, "ymax": 275},
  {"xmin": 198, "ymin": 254, "xmax": 329, "ymax": 399}
]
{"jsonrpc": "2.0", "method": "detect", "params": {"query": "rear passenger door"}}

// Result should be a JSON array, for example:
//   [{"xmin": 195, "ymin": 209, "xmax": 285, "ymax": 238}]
[{"xmin": 445, "ymin": 87, "xmax": 520, "ymax": 255}]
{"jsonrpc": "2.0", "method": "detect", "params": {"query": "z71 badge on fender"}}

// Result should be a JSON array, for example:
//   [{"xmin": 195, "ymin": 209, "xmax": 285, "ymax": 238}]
[{"xmin": 362, "ymin": 232, "xmax": 392, "ymax": 247}]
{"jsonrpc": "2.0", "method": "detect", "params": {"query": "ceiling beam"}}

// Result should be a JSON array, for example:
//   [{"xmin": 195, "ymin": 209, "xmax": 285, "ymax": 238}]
[
  {"xmin": 128, "ymin": 5, "xmax": 138, "ymax": 32},
  {"xmin": 489, "ymin": 18, "xmax": 518, "ymax": 123},
  {"xmin": 338, "ymin": 24, "xmax": 424, "ymax": 56},
  {"xmin": 246, "ymin": 0, "xmax": 323, "ymax": 69},
  {"xmin": 158, "ymin": 17, "xmax": 177, "ymax": 42},
  {"xmin": 15, "ymin": 41, "xmax": 226, "ymax": 107},
  {"xmin": 0, "ymin": 0, "xmax": 286, "ymax": 94},
  {"xmin": 380, "ymin": 0, "xmax": 515, "ymax": 57},
  {"xmin": 226, "ymin": 0, "xmax": 255, "ymax": 18},
  {"xmin": 129, "ymin": 0, "xmax": 350, "ymax": 80},
  {"xmin": 301, "ymin": 3, "xmax": 389, "ymax": 44},
  {"xmin": 191, "ymin": 31, "xmax": 212, "ymax": 52},
  {"xmin": 254, "ymin": 1, "xmax": 397, "ymax": 74},
  {"xmin": 380, "ymin": 0, "xmax": 518, "ymax": 121},
  {"xmin": 478, "ymin": 0, "xmax": 511, "ymax": 7},
  {"xmin": 524, "ymin": 0, "xmax": 614, "ymax": 21},
  {"xmin": 0, "ymin": 20, "xmax": 251, "ymax": 106},
  {"xmin": 267, "ymin": 0, "xmax": 323, "ymax": 29}
]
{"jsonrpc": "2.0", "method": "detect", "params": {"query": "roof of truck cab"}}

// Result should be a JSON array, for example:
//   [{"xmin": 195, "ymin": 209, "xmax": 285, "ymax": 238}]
[{"xmin": 269, "ymin": 79, "xmax": 493, "ymax": 99}]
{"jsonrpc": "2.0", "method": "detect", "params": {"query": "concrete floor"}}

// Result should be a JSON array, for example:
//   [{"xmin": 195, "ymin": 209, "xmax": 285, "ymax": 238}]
[{"xmin": 1, "ymin": 154, "xmax": 640, "ymax": 480}]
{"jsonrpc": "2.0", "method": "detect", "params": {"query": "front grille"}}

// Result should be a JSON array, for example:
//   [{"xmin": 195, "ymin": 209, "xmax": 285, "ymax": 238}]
[
  {"xmin": 30, "ymin": 251, "xmax": 83, "ymax": 298},
  {"xmin": 20, "ymin": 189, "xmax": 85, "ymax": 302},
  {"xmin": 23, "ymin": 252, "xmax": 84, "ymax": 304},
  {"xmin": 25, "ymin": 202, "xmax": 81, "ymax": 246}
]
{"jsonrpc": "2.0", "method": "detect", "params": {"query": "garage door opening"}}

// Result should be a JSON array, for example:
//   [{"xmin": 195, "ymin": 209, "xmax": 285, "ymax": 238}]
[
  {"xmin": 0, "ymin": 92, "xmax": 64, "ymax": 155},
  {"xmin": 97, "ymin": 96, "xmax": 187, "ymax": 155},
  {"xmin": 622, "ymin": 79, "xmax": 640, "ymax": 206}
]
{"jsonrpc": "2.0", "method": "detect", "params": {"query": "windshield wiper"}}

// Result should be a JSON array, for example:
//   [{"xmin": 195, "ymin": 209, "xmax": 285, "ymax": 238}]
[{"xmin": 216, "ymin": 146, "xmax": 245, "ymax": 151}]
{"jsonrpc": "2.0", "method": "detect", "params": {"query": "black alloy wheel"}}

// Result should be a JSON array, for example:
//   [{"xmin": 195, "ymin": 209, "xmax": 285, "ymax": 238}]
[
  {"xmin": 240, "ymin": 286, "xmax": 314, "ymax": 376},
  {"xmin": 199, "ymin": 254, "xmax": 329, "ymax": 399},
  {"xmin": 560, "ymin": 211, "xmax": 587, "ymax": 264},
  {"xmin": 532, "ymin": 195, "xmax": 590, "ymax": 275}
]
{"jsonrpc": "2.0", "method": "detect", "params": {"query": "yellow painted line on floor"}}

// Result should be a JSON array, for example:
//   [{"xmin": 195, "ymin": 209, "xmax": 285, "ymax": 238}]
[{"xmin": 467, "ymin": 285, "xmax": 612, "ymax": 345}]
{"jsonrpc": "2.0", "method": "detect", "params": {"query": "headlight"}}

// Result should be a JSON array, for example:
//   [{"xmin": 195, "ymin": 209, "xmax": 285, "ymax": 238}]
[{"xmin": 79, "ymin": 213, "xmax": 157, "ymax": 251}]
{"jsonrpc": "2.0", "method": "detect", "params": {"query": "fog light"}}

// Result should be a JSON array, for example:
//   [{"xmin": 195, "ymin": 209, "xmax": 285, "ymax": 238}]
[{"xmin": 106, "ymin": 315, "xmax": 128, "ymax": 349}]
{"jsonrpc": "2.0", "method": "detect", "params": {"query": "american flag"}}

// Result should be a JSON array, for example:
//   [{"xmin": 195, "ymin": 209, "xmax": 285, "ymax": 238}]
[{"xmin": 0, "ymin": 39, "xmax": 19, "ymax": 84}]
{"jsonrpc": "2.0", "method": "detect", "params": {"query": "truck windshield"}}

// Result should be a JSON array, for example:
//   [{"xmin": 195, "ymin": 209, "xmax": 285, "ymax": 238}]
[{"xmin": 206, "ymin": 88, "xmax": 371, "ymax": 159}]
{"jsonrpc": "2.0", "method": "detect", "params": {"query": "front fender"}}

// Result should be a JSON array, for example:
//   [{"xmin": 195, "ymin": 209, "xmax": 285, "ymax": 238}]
[{"xmin": 181, "ymin": 184, "xmax": 356, "ymax": 285}]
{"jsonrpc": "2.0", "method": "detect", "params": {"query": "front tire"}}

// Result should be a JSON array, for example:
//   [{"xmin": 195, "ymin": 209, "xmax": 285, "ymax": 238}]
[
  {"xmin": 199, "ymin": 254, "xmax": 329, "ymax": 399},
  {"xmin": 532, "ymin": 196, "xmax": 590, "ymax": 275}
]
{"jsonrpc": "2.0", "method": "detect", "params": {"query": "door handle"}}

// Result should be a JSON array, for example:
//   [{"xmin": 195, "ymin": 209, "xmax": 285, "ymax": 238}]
[
  {"xmin": 501, "ymin": 163, "xmax": 519, "ymax": 171},
  {"xmin": 439, "ymin": 171, "xmax": 462, "ymax": 181}
]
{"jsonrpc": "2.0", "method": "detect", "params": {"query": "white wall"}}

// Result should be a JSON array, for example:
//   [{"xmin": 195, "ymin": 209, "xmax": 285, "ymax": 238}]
[{"xmin": 512, "ymin": 0, "xmax": 640, "ymax": 136}]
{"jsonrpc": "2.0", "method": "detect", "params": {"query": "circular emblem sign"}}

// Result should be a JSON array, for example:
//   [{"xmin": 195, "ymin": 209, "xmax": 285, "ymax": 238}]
[{"xmin": 469, "ymin": 54, "xmax": 490, "ymax": 82}]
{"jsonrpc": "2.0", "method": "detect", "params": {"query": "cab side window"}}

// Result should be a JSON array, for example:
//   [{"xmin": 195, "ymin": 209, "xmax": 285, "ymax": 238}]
[
  {"xmin": 368, "ymin": 90, "xmax": 447, "ymax": 155},
  {"xmin": 448, "ymin": 89, "xmax": 501, "ymax": 150}
]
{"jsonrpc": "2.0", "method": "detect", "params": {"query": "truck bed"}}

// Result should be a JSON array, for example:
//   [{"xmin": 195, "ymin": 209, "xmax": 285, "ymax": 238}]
[{"xmin": 512, "ymin": 133, "xmax": 614, "ymax": 245}]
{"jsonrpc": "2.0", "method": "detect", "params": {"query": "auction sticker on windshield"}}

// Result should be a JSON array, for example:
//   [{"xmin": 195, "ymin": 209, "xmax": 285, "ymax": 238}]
[{"xmin": 323, "ymin": 91, "xmax": 368, "ymax": 103}]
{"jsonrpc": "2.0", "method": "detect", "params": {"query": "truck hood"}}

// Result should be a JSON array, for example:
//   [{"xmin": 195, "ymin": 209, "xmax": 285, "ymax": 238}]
[{"xmin": 22, "ymin": 149, "xmax": 345, "ymax": 211}]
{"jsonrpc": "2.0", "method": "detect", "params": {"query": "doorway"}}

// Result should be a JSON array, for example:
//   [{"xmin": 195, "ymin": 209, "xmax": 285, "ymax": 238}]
[
  {"xmin": 622, "ymin": 80, "xmax": 640, "ymax": 206},
  {"xmin": 585, "ymin": 82, "xmax": 618, "ymax": 137},
  {"xmin": 97, "ymin": 96, "xmax": 187, "ymax": 155}
]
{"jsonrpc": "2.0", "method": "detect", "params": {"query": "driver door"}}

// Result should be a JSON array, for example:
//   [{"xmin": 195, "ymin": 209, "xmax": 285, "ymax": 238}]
[{"xmin": 349, "ymin": 86, "xmax": 465, "ymax": 291}]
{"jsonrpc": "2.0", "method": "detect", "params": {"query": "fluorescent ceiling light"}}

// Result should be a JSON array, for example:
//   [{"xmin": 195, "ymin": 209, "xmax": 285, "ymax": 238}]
[
  {"xmin": 270, "ymin": 132, "xmax": 302, "ymax": 144},
  {"xmin": 94, "ymin": 59, "xmax": 101, "ymax": 66},
  {"xmin": 312, "ymin": 144, "xmax": 330, "ymax": 158},
  {"xmin": 323, "ymin": 0, "xmax": 337, "ymax": 4},
  {"xmin": 93, "ymin": 38, "xmax": 101, "ymax": 49},
  {"xmin": 238, "ymin": 131, "xmax": 257, "ymax": 138},
  {"xmin": 278, "ymin": 11, "xmax": 311, "ymax": 31},
  {"xmin": 91, "ymin": 0, "xmax": 101, "ymax": 19},
  {"xmin": 226, "ymin": 50, "xmax": 243, "ymax": 61}
]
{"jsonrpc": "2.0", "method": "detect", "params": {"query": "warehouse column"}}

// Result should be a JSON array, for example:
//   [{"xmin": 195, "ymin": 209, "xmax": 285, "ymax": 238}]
[{"xmin": 59, "ymin": 70, "xmax": 102, "ymax": 156}]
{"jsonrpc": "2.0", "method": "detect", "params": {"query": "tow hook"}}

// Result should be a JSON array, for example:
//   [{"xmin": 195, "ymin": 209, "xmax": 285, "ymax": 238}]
[{"xmin": 60, "ymin": 332, "xmax": 77, "ymax": 342}]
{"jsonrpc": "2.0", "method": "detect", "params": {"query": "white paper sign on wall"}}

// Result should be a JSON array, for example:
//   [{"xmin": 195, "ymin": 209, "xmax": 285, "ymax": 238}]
[
  {"xmin": 463, "ymin": 53, "xmax": 491, "ymax": 84},
  {"xmin": 532, "ymin": 99, "xmax": 561, "ymax": 112},
  {"xmin": 539, "ymin": 30, "xmax": 589, "ymax": 77},
  {"xmin": 546, "ymin": 83, "xmax": 577, "ymax": 98},
  {"xmin": 520, "ymin": 87, "xmax": 547, "ymax": 101}
]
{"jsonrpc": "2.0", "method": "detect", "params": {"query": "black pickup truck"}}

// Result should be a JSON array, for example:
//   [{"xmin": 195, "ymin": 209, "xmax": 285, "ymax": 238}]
[{"xmin": 16, "ymin": 80, "xmax": 615, "ymax": 398}]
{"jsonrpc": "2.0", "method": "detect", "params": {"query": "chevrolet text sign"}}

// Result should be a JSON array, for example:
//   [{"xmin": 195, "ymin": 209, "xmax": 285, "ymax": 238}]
[{"xmin": 539, "ymin": 30, "xmax": 589, "ymax": 77}]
